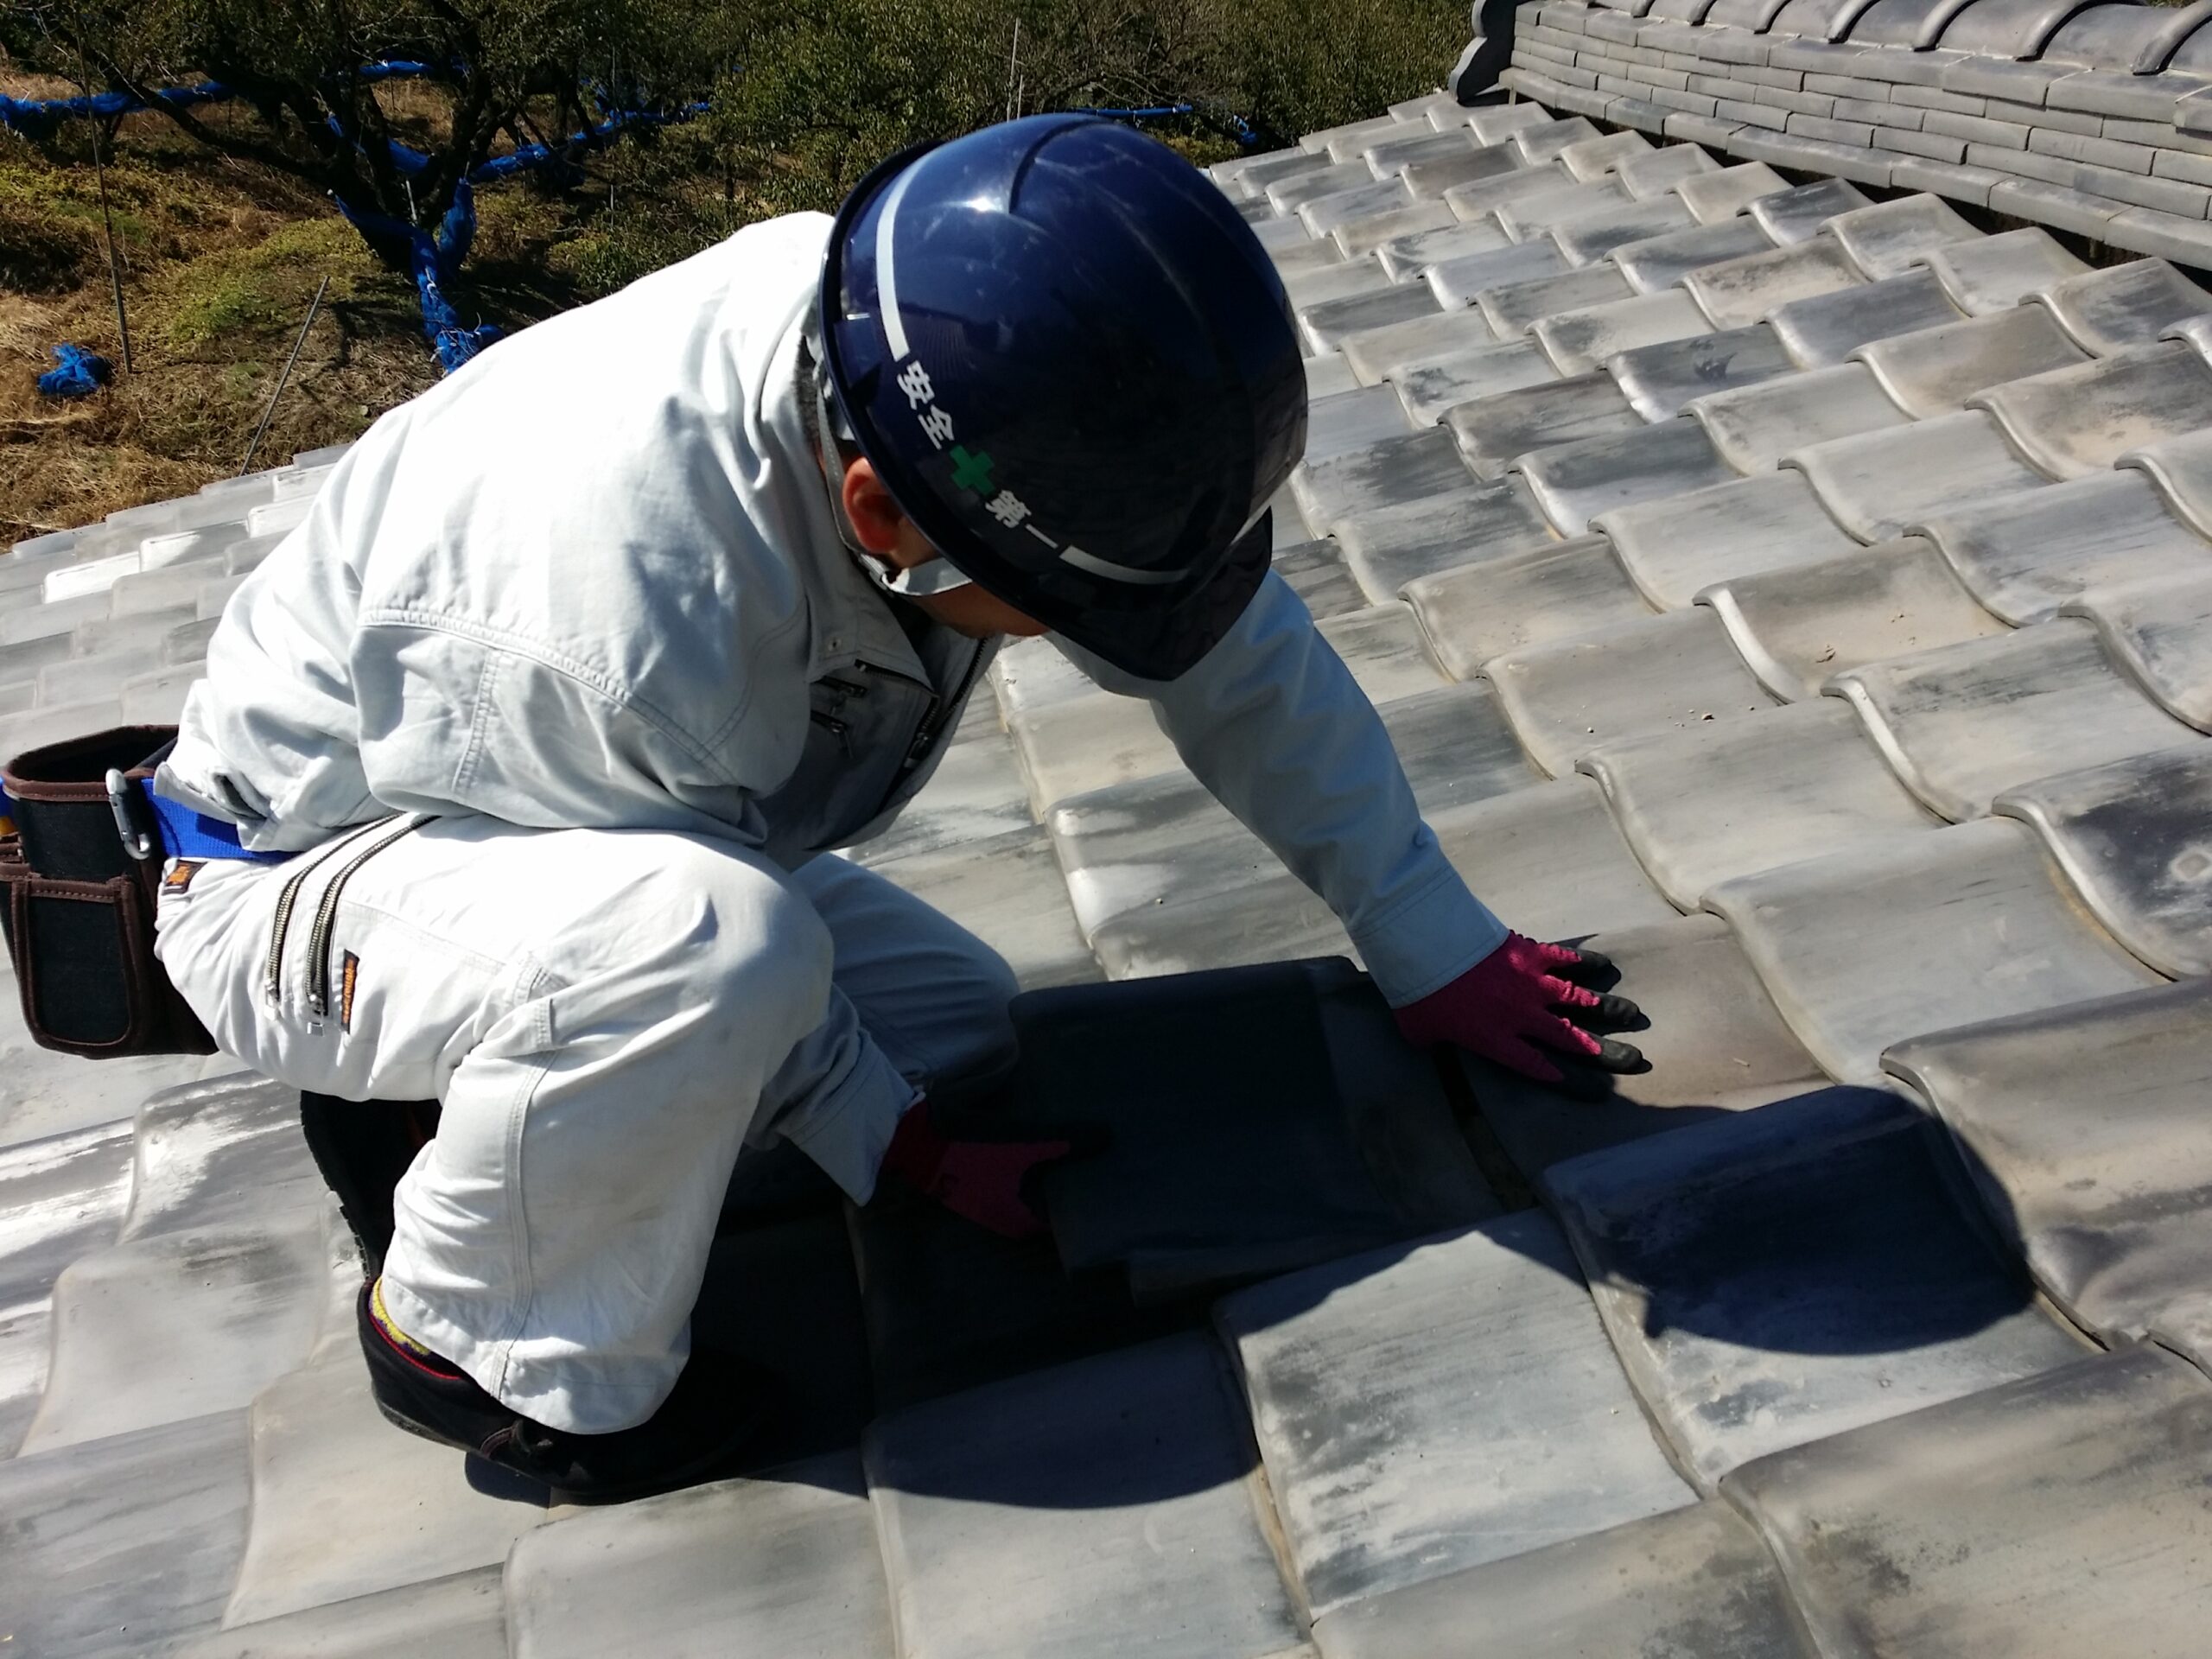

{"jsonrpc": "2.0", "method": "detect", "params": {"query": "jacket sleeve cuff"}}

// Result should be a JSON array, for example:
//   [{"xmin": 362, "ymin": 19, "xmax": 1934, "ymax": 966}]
[{"xmin": 1350, "ymin": 857, "xmax": 1510, "ymax": 1007}]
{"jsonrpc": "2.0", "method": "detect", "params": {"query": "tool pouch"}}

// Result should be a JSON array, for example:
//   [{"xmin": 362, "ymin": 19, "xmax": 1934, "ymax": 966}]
[{"xmin": 0, "ymin": 724, "xmax": 216, "ymax": 1058}]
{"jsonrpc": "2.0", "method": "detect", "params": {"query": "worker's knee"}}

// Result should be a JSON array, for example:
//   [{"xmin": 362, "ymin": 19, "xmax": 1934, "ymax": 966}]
[{"xmin": 534, "ymin": 833, "xmax": 833, "ymax": 1048}]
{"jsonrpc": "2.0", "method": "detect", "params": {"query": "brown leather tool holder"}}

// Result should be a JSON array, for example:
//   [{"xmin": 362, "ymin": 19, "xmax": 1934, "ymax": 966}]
[{"xmin": 0, "ymin": 725, "xmax": 215, "ymax": 1057}]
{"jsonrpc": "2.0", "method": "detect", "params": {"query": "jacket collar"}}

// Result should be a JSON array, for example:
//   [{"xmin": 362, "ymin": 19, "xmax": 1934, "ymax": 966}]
[{"xmin": 760, "ymin": 308, "xmax": 932, "ymax": 686}]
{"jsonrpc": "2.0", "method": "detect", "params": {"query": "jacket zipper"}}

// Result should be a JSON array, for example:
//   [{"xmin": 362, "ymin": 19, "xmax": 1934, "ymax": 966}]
[
  {"xmin": 305, "ymin": 816, "xmax": 423, "ymax": 1023},
  {"xmin": 899, "ymin": 640, "xmax": 987, "ymax": 776},
  {"xmin": 262, "ymin": 817, "xmax": 404, "ymax": 1007}
]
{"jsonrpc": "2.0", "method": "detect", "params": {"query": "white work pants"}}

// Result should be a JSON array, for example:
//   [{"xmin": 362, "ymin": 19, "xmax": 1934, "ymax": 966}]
[{"xmin": 153, "ymin": 816, "xmax": 1017, "ymax": 1432}]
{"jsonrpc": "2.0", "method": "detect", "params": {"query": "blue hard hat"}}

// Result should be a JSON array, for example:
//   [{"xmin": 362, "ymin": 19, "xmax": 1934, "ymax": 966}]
[{"xmin": 817, "ymin": 114, "xmax": 1307, "ymax": 681}]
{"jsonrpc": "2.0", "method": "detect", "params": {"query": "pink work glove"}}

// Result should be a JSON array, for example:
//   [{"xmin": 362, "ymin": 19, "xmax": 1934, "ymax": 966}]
[
  {"xmin": 879, "ymin": 1097, "xmax": 1073, "ymax": 1239},
  {"xmin": 1395, "ymin": 932, "xmax": 1648, "ymax": 1098}
]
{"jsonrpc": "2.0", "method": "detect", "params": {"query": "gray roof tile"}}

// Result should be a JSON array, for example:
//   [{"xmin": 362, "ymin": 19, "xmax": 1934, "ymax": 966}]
[
  {"xmin": 1768, "ymin": 266, "xmax": 1967, "ymax": 368},
  {"xmin": 1700, "ymin": 535, "xmax": 2009, "ymax": 702},
  {"xmin": 1389, "ymin": 338, "xmax": 1561, "ymax": 424},
  {"xmin": 1299, "ymin": 283, "xmax": 1443, "ymax": 355},
  {"xmin": 1292, "ymin": 427, "xmax": 1473, "ymax": 531},
  {"xmin": 2032, "ymin": 257, "xmax": 2212, "ymax": 356},
  {"xmin": 1885, "ymin": 976, "xmax": 2212, "ymax": 1339},
  {"xmin": 1484, "ymin": 607, "xmax": 1780, "ymax": 778},
  {"xmin": 176, "ymin": 1566, "xmax": 509, "ymax": 1658},
  {"xmin": 1610, "ymin": 215, "xmax": 1777, "ymax": 291},
  {"xmin": 1550, "ymin": 194, "xmax": 1700, "ymax": 263},
  {"xmin": 1582, "ymin": 696, "xmax": 1940, "ymax": 907},
  {"xmin": 0, "ymin": 1408, "xmax": 252, "ymax": 1656},
  {"xmin": 1831, "ymin": 615, "xmax": 2196, "ymax": 819},
  {"xmin": 1675, "ymin": 160, "xmax": 1792, "ymax": 221},
  {"xmin": 1724, "ymin": 1346, "xmax": 2212, "ymax": 1656},
  {"xmin": 1449, "ymin": 371, "xmax": 1642, "ymax": 477},
  {"xmin": 506, "ymin": 1455, "xmax": 888, "ymax": 1658},
  {"xmin": 1479, "ymin": 264, "xmax": 1637, "ymax": 337},
  {"xmin": 1515, "ymin": 416, "xmax": 1738, "ymax": 534},
  {"xmin": 1913, "ymin": 469, "xmax": 2212, "ymax": 624},
  {"xmin": 1333, "ymin": 201, "xmax": 1457, "ymax": 259},
  {"xmin": 1312, "ymin": 1497, "xmax": 1815, "ymax": 1659},
  {"xmin": 224, "ymin": 1344, "xmax": 549, "ymax": 1628},
  {"xmin": 1532, "ymin": 288, "xmax": 1716, "ymax": 373},
  {"xmin": 1424, "ymin": 238, "xmax": 1573, "ymax": 310},
  {"xmin": 1217, "ymin": 1211, "xmax": 1694, "ymax": 1617},
  {"xmin": 1783, "ymin": 409, "xmax": 2046, "ymax": 538},
  {"xmin": 1374, "ymin": 218, "xmax": 1512, "ymax": 282},
  {"xmin": 1972, "ymin": 340, "xmax": 2212, "ymax": 480},
  {"xmin": 1606, "ymin": 322, "xmax": 1797, "ymax": 418},
  {"xmin": 1335, "ymin": 480, "xmax": 1560, "ymax": 601},
  {"xmin": 866, "ymin": 1334, "xmax": 1307, "ymax": 1659},
  {"xmin": 1550, "ymin": 1087, "xmax": 2088, "ymax": 1486},
  {"xmin": 1338, "ymin": 307, "xmax": 1499, "ymax": 386},
  {"xmin": 1600, "ymin": 472, "xmax": 1860, "ymax": 607},
  {"xmin": 1993, "ymin": 738, "xmax": 2212, "ymax": 975},
  {"xmin": 1916, "ymin": 225, "xmax": 2091, "ymax": 316},
  {"xmin": 1687, "ymin": 360, "xmax": 1910, "ymax": 471},
  {"xmin": 1682, "ymin": 237, "xmax": 1867, "ymax": 328},
  {"xmin": 1461, "ymin": 915, "xmax": 1831, "ymax": 1176},
  {"xmin": 1406, "ymin": 533, "xmax": 1657, "ymax": 677},
  {"xmin": 1704, "ymin": 816, "xmax": 2164, "ymax": 1083}
]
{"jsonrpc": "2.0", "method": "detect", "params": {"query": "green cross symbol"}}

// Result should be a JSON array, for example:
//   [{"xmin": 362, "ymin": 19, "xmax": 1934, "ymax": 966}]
[{"xmin": 950, "ymin": 445, "xmax": 995, "ymax": 496}]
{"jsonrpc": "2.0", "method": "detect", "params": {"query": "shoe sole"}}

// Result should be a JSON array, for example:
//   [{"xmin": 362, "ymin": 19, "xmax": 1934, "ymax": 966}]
[{"xmin": 370, "ymin": 1383, "xmax": 766, "ymax": 1505}]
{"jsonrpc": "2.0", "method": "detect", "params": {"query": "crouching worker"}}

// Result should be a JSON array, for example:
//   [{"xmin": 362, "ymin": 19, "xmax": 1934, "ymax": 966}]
[{"xmin": 150, "ymin": 116, "xmax": 1644, "ymax": 1502}]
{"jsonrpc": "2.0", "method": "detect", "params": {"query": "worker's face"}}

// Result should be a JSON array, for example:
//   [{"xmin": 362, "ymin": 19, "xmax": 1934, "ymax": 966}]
[{"xmin": 841, "ymin": 459, "xmax": 1052, "ymax": 640}]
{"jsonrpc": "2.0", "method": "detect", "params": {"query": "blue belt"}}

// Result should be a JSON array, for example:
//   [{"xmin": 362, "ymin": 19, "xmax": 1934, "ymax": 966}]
[{"xmin": 128, "ymin": 779, "xmax": 292, "ymax": 865}]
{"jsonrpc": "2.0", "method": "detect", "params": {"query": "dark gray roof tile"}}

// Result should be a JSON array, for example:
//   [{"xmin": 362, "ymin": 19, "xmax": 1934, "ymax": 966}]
[
  {"xmin": 1704, "ymin": 816, "xmax": 2165, "ymax": 1082},
  {"xmin": 1217, "ymin": 1211, "xmax": 1694, "ymax": 1618},
  {"xmin": 1548, "ymin": 1085, "xmax": 2090, "ymax": 1486},
  {"xmin": 1723, "ymin": 1346, "xmax": 2212, "ymax": 1656}
]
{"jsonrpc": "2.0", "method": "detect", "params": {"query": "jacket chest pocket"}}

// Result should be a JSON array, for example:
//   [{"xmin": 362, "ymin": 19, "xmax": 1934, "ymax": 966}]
[{"xmin": 757, "ymin": 671, "xmax": 934, "ymax": 857}]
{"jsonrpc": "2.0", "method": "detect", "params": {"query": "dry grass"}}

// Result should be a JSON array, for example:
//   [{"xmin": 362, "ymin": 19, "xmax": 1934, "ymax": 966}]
[{"xmin": 0, "ymin": 105, "xmax": 601, "ymax": 540}]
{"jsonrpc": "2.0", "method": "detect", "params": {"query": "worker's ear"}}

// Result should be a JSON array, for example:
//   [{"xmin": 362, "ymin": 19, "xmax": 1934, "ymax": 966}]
[{"xmin": 842, "ymin": 457, "xmax": 921, "ymax": 565}]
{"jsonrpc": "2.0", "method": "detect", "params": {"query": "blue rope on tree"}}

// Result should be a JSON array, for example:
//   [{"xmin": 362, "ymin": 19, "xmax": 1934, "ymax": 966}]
[
  {"xmin": 1070, "ymin": 100, "xmax": 1259, "ymax": 147},
  {"xmin": 0, "ymin": 61, "xmax": 433, "ymax": 141},
  {"xmin": 35, "ymin": 343, "xmax": 113, "ymax": 398}
]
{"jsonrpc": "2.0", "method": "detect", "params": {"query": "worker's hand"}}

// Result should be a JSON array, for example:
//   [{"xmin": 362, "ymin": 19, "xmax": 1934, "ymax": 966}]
[
  {"xmin": 878, "ymin": 1096, "xmax": 1073, "ymax": 1239},
  {"xmin": 1394, "ymin": 933, "xmax": 1649, "ymax": 1100}
]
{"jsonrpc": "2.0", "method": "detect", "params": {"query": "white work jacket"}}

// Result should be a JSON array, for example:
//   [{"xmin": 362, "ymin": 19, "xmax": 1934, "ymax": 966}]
[{"xmin": 160, "ymin": 212, "xmax": 1507, "ymax": 1009}]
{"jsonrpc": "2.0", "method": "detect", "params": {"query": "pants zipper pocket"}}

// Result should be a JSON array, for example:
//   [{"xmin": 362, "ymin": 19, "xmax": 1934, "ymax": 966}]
[
  {"xmin": 305, "ymin": 816, "xmax": 423, "ymax": 1025},
  {"xmin": 263, "ymin": 818, "xmax": 403, "ymax": 1007}
]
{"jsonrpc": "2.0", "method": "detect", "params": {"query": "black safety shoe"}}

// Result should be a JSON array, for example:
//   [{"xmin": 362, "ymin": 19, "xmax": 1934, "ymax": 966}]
[{"xmin": 356, "ymin": 1281, "xmax": 776, "ymax": 1503}]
